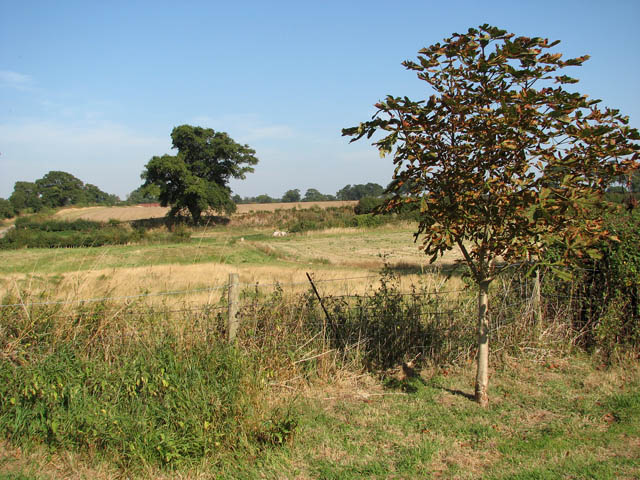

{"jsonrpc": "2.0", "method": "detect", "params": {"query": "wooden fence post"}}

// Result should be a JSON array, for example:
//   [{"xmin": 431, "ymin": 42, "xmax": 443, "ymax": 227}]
[
  {"xmin": 533, "ymin": 269, "xmax": 542, "ymax": 324},
  {"xmin": 227, "ymin": 273, "xmax": 239, "ymax": 342}
]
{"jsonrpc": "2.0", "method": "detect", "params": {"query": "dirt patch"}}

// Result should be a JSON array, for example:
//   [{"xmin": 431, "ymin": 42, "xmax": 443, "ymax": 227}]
[{"xmin": 430, "ymin": 439, "xmax": 502, "ymax": 478}]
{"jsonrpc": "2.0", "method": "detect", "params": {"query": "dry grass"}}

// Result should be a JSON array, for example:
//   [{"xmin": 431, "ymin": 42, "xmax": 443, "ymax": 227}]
[
  {"xmin": 53, "ymin": 201, "xmax": 358, "ymax": 222},
  {"xmin": 54, "ymin": 205, "xmax": 170, "ymax": 222},
  {"xmin": 0, "ymin": 223, "xmax": 467, "ymax": 308},
  {"xmin": 2, "ymin": 261, "xmax": 465, "ymax": 310},
  {"xmin": 235, "ymin": 201, "xmax": 357, "ymax": 213},
  {"xmin": 273, "ymin": 226, "xmax": 465, "ymax": 269}
]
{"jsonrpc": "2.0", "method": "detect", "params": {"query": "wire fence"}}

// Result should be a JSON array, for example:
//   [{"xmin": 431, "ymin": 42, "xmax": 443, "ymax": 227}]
[{"xmin": 2, "ymin": 266, "xmax": 616, "ymax": 369}]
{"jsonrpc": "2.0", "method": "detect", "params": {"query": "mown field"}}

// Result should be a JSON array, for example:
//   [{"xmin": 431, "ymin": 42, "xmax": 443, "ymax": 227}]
[{"xmin": 1, "ymin": 204, "xmax": 638, "ymax": 479}]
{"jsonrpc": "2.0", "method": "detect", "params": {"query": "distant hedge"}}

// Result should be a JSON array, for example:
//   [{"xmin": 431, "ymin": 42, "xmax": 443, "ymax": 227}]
[
  {"xmin": 14, "ymin": 217, "xmax": 108, "ymax": 232},
  {"xmin": 0, "ymin": 226, "xmax": 140, "ymax": 249}
]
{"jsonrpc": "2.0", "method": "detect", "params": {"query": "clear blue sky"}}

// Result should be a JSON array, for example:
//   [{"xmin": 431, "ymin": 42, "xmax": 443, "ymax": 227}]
[{"xmin": 1, "ymin": 0, "xmax": 639, "ymax": 200}]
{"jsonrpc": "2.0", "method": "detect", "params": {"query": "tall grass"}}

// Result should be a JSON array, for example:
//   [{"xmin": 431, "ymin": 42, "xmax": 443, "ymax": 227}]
[{"xmin": 0, "ymin": 296, "xmax": 276, "ymax": 471}]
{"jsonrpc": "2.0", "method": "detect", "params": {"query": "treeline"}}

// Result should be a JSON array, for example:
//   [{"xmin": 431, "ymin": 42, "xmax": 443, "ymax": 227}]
[
  {"xmin": 1, "ymin": 171, "xmax": 120, "ymax": 219},
  {"xmin": 233, "ymin": 183, "xmax": 385, "ymax": 204}
]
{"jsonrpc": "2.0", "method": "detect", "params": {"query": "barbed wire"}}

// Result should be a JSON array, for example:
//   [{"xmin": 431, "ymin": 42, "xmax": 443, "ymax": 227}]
[
  {"xmin": 1, "ymin": 266, "xmax": 599, "ymax": 311},
  {"xmin": 0, "ymin": 285, "xmax": 229, "ymax": 308},
  {"xmin": 0, "ymin": 274, "xmax": 438, "ymax": 309}
]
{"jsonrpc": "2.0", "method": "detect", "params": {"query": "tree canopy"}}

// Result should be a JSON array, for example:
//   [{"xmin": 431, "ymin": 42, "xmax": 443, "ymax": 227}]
[
  {"xmin": 127, "ymin": 185, "xmax": 160, "ymax": 204},
  {"xmin": 336, "ymin": 183, "xmax": 384, "ymax": 200},
  {"xmin": 303, "ymin": 189, "xmax": 335, "ymax": 202},
  {"xmin": 7, "ymin": 172, "xmax": 118, "ymax": 215},
  {"xmin": 281, "ymin": 189, "xmax": 301, "ymax": 203},
  {"xmin": 142, "ymin": 125, "xmax": 258, "ymax": 222},
  {"xmin": 0, "ymin": 198, "xmax": 14, "ymax": 219},
  {"xmin": 343, "ymin": 25, "xmax": 639, "ymax": 405}
]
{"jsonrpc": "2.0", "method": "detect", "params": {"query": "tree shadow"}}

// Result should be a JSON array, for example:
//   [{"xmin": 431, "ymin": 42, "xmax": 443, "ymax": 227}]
[
  {"xmin": 130, "ymin": 215, "xmax": 230, "ymax": 230},
  {"xmin": 436, "ymin": 386, "xmax": 475, "ymax": 401},
  {"xmin": 383, "ymin": 375, "xmax": 426, "ymax": 394}
]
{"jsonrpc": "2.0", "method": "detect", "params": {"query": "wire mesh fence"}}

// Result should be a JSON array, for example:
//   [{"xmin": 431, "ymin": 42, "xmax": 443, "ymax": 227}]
[{"xmin": 2, "ymin": 266, "xmax": 626, "ymax": 371}]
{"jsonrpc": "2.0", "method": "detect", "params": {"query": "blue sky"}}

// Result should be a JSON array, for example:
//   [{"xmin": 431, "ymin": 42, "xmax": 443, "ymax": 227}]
[{"xmin": 1, "ymin": 0, "xmax": 639, "ymax": 200}]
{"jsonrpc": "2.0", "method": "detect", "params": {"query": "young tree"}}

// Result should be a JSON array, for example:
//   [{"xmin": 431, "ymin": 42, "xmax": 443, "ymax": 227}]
[
  {"xmin": 142, "ymin": 125, "xmax": 258, "ymax": 223},
  {"xmin": 343, "ymin": 25, "xmax": 639, "ymax": 406}
]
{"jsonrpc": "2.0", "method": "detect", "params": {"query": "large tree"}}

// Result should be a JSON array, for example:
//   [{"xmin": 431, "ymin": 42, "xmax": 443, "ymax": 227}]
[
  {"xmin": 36, "ymin": 171, "xmax": 86, "ymax": 208},
  {"xmin": 142, "ymin": 125, "xmax": 258, "ymax": 223},
  {"xmin": 0, "ymin": 198, "xmax": 14, "ymax": 219},
  {"xmin": 344, "ymin": 25, "xmax": 639, "ymax": 406}
]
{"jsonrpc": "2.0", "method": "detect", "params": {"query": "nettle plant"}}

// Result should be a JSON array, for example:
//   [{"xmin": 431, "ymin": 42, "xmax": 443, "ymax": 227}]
[{"xmin": 344, "ymin": 25, "xmax": 639, "ymax": 406}]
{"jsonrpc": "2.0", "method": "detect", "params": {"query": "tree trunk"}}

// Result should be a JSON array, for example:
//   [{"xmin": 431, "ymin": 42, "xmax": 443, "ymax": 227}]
[
  {"xmin": 188, "ymin": 206, "xmax": 202, "ymax": 224},
  {"xmin": 475, "ymin": 279, "xmax": 490, "ymax": 407}
]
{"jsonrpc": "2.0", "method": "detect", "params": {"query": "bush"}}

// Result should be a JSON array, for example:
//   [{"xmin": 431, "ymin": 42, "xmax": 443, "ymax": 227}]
[
  {"xmin": 1, "ymin": 217, "xmax": 192, "ymax": 249},
  {"xmin": 352, "ymin": 214, "xmax": 387, "ymax": 228},
  {"xmin": 541, "ymin": 209, "xmax": 640, "ymax": 357},
  {"xmin": 355, "ymin": 196, "xmax": 385, "ymax": 215}
]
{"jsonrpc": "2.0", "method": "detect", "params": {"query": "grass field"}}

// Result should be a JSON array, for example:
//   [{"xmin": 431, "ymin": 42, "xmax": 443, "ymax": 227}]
[
  {"xmin": 0, "ymin": 222, "xmax": 464, "ymax": 307},
  {"xmin": 1, "ymin": 205, "xmax": 638, "ymax": 479}
]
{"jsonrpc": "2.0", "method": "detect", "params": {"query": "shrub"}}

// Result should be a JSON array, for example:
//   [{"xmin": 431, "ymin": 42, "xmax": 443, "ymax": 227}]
[
  {"xmin": 355, "ymin": 196, "xmax": 385, "ymax": 215},
  {"xmin": 541, "ymin": 208, "xmax": 640, "ymax": 357},
  {"xmin": 0, "ymin": 216, "xmax": 193, "ymax": 249}
]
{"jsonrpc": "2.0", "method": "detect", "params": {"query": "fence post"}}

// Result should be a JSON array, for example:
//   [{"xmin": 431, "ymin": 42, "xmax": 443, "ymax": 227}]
[
  {"xmin": 227, "ymin": 273, "xmax": 239, "ymax": 342},
  {"xmin": 533, "ymin": 269, "xmax": 542, "ymax": 324}
]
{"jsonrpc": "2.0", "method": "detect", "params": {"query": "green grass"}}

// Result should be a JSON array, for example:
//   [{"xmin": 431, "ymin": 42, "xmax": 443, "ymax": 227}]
[
  {"xmin": 0, "ymin": 225, "xmax": 426, "ymax": 276},
  {"xmin": 2, "ymin": 354, "xmax": 638, "ymax": 479},
  {"xmin": 0, "ymin": 234, "xmax": 287, "ymax": 275},
  {"xmin": 1, "ymin": 215, "xmax": 638, "ymax": 479},
  {"xmin": 271, "ymin": 356, "xmax": 638, "ymax": 480}
]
